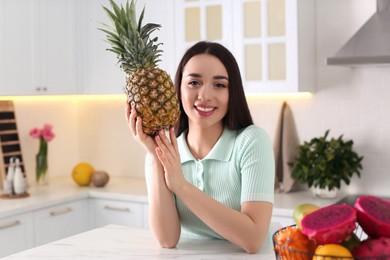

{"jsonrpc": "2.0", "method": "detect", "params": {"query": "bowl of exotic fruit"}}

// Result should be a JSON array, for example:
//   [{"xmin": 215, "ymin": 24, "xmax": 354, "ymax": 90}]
[{"xmin": 273, "ymin": 196, "xmax": 390, "ymax": 259}]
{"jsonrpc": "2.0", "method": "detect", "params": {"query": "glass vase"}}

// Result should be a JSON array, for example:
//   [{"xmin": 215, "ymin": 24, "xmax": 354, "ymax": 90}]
[{"xmin": 36, "ymin": 137, "xmax": 48, "ymax": 185}]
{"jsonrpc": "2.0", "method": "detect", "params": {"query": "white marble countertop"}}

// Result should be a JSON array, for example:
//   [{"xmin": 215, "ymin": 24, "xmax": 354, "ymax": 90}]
[
  {"xmin": 1, "ymin": 176, "xmax": 342, "ymax": 219},
  {"xmin": 3, "ymin": 224, "xmax": 280, "ymax": 259}
]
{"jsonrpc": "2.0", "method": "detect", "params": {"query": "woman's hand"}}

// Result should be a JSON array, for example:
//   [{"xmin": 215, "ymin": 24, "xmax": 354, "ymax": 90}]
[
  {"xmin": 155, "ymin": 128, "xmax": 186, "ymax": 193},
  {"xmin": 125, "ymin": 102, "xmax": 156, "ymax": 155}
]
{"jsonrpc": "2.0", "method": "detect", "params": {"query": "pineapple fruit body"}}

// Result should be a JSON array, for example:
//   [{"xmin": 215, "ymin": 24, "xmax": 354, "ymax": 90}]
[{"xmin": 125, "ymin": 67, "xmax": 180, "ymax": 136}]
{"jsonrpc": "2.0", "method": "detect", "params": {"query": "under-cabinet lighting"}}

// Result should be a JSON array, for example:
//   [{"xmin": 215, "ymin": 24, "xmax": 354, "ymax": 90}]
[
  {"xmin": 0, "ymin": 92, "xmax": 312, "ymax": 102},
  {"xmin": 0, "ymin": 94, "xmax": 125, "ymax": 102},
  {"xmin": 246, "ymin": 92, "xmax": 312, "ymax": 99}
]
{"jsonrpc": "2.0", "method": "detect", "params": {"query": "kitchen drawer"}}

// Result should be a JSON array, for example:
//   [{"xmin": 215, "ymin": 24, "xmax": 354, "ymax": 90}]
[
  {"xmin": 33, "ymin": 199, "xmax": 90, "ymax": 246},
  {"xmin": 91, "ymin": 199, "xmax": 144, "ymax": 228},
  {"xmin": 0, "ymin": 212, "xmax": 34, "ymax": 257}
]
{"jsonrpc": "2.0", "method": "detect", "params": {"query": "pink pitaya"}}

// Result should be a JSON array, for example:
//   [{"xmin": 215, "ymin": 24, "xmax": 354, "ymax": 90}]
[
  {"xmin": 301, "ymin": 203, "xmax": 356, "ymax": 244},
  {"xmin": 353, "ymin": 237, "xmax": 390, "ymax": 259},
  {"xmin": 354, "ymin": 195, "xmax": 390, "ymax": 238}
]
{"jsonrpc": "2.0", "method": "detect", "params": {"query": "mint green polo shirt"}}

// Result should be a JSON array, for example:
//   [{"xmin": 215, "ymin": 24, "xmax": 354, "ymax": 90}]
[{"xmin": 145, "ymin": 125, "xmax": 275, "ymax": 239}]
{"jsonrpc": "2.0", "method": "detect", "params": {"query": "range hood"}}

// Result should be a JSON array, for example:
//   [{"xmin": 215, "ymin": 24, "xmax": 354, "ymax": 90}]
[{"xmin": 327, "ymin": 0, "xmax": 390, "ymax": 66}]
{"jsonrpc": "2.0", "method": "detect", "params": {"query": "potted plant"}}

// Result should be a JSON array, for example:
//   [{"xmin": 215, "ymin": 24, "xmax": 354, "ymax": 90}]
[{"xmin": 289, "ymin": 130, "xmax": 363, "ymax": 198}]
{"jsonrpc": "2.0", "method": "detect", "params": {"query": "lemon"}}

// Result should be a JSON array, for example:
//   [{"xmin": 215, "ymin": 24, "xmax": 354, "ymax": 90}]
[
  {"xmin": 313, "ymin": 244, "xmax": 352, "ymax": 260},
  {"xmin": 71, "ymin": 162, "xmax": 95, "ymax": 186}
]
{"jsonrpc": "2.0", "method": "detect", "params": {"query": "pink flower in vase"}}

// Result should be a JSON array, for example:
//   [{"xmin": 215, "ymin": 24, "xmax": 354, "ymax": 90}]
[{"xmin": 30, "ymin": 123, "xmax": 55, "ymax": 184}]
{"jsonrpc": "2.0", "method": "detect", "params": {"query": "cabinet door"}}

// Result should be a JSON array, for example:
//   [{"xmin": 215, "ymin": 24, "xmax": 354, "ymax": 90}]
[
  {"xmin": 175, "ymin": 0, "xmax": 315, "ymax": 93},
  {"xmin": 0, "ymin": 0, "xmax": 79, "ymax": 96},
  {"xmin": 91, "ymin": 199, "xmax": 144, "ymax": 228},
  {"xmin": 0, "ymin": 212, "xmax": 34, "ymax": 257},
  {"xmin": 33, "ymin": 0, "xmax": 79, "ymax": 94},
  {"xmin": 80, "ymin": 0, "xmax": 175, "ymax": 94},
  {"xmin": 174, "ymin": 0, "xmax": 233, "ymax": 64},
  {"xmin": 33, "ymin": 199, "xmax": 90, "ymax": 246},
  {"xmin": 0, "ymin": 0, "xmax": 35, "ymax": 96}
]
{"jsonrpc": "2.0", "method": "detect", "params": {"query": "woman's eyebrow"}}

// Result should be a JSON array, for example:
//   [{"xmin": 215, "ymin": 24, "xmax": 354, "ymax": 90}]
[
  {"xmin": 185, "ymin": 73, "xmax": 228, "ymax": 80},
  {"xmin": 186, "ymin": 73, "xmax": 202, "ymax": 78},
  {"xmin": 214, "ymin": 75, "xmax": 229, "ymax": 80}
]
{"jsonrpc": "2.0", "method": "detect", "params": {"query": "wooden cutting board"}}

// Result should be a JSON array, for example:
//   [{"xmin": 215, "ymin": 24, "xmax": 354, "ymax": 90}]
[{"xmin": 0, "ymin": 100, "xmax": 26, "ymax": 185}]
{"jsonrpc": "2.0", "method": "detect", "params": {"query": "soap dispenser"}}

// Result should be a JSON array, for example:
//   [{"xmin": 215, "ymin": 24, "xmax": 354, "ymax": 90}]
[
  {"xmin": 13, "ymin": 158, "xmax": 26, "ymax": 195},
  {"xmin": 2, "ymin": 157, "xmax": 15, "ymax": 195},
  {"xmin": 6, "ymin": 157, "xmax": 16, "ymax": 182}
]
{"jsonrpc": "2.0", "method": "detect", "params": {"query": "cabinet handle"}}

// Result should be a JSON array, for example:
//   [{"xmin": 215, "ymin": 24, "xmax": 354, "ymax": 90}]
[
  {"xmin": 0, "ymin": 220, "xmax": 21, "ymax": 230},
  {"xmin": 50, "ymin": 207, "xmax": 73, "ymax": 216},
  {"xmin": 104, "ymin": 205, "xmax": 131, "ymax": 212}
]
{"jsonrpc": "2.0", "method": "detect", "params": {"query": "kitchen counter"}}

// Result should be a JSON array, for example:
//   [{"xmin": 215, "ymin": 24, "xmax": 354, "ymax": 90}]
[
  {"xmin": 0, "ymin": 177, "xmax": 148, "ymax": 219},
  {"xmin": 3, "ymin": 224, "xmax": 279, "ymax": 259},
  {"xmin": 0, "ymin": 176, "xmax": 341, "ymax": 219}
]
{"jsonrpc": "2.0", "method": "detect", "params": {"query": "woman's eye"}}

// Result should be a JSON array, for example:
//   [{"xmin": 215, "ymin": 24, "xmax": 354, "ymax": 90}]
[
  {"xmin": 189, "ymin": 81, "xmax": 200, "ymax": 86},
  {"xmin": 215, "ymin": 83, "xmax": 226, "ymax": 88}
]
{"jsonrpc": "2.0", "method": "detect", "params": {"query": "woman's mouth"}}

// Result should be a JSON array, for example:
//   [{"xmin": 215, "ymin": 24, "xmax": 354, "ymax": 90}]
[{"xmin": 195, "ymin": 105, "xmax": 216, "ymax": 115}]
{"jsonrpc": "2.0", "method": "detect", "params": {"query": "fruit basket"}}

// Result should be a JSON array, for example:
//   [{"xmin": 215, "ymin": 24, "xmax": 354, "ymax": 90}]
[{"xmin": 272, "ymin": 225, "xmax": 390, "ymax": 260}]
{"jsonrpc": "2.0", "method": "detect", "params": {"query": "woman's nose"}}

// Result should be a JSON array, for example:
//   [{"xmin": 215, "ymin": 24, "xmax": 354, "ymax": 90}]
[{"xmin": 197, "ymin": 85, "xmax": 210, "ymax": 100}]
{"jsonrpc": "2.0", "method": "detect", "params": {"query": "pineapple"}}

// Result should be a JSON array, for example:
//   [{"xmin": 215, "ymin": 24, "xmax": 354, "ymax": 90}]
[{"xmin": 100, "ymin": 0, "xmax": 180, "ymax": 136}]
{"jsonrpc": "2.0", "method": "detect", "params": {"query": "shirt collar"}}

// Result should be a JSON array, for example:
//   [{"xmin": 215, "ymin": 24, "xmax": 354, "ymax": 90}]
[{"xmin": 178, "ymin": 128, "xmax": 236, "ymax": 163}]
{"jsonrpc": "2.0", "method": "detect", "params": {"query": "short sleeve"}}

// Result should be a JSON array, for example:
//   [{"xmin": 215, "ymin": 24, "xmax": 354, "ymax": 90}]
[{"xmin": 238, "ymin": 126, "xmax": 275, "ymax": 204}]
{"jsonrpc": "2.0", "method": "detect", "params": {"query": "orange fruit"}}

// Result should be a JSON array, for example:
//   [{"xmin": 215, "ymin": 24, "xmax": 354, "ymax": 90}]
[
  {"xmin": 313, "ymin": 244, "xmax": 352, "ymax": 260},
  {"xmin": 71, "ymin": 162, "xmax": 95, "ymax": 186},
  {"xmin": 274, "ymin": 226, "xmax": 317, "ymax": 260}
]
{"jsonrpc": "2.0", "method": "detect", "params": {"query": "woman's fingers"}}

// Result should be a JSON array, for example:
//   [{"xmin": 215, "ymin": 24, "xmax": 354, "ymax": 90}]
[
  {"xmin": 135, "ymin": 114, "xmax": 144, "ymax": 138},
  {"xmin": 169, "ymin": 127, "xmax": 179, "ymax": 154},
  {"xmin": 128, "ymin": 108, "xmax": 137, "ymax": 136}
]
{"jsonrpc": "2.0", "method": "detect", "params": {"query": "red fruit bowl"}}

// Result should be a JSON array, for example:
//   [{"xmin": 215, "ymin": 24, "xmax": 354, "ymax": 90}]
[{"xmin": 272, "ymin": 225, "xmax": 390, "ymax": 260}]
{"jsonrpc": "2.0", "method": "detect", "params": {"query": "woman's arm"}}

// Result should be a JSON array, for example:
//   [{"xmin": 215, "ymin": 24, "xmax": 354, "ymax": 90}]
[
  {"xmin": 125, "ymin": 104, "xmax": 180, "ymax": 248},
  {"xmin": 175, "ymin": 183, "xmax": 272, "ymax": 253},
  {"xmin": 155, "ymin": 129, "xmax": 273, "ymax": 253},
  {"xmin": 146, "ymin": 155, "xmax": 181, "ymax": 248}
]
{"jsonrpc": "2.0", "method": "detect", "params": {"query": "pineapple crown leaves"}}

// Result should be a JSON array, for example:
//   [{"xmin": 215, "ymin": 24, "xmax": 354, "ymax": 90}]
[{"xmin": 99, "ymin": 0, "xmax": 163, "ymax": 73}]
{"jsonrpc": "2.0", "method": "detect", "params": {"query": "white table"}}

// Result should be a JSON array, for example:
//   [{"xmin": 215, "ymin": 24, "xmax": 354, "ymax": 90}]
[{"xmin": 4, "ymin": 224, "xmax": 280, "ymax": 259}]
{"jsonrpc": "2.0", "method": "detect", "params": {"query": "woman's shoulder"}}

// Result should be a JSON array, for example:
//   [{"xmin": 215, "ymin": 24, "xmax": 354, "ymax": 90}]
[
  {"xmin": 237, "ymin": 125, "xmax": 270, "ymax": 140},
  {"xmin": 234, "ymin": 125, "xmax": 272, "ymax": 149}
]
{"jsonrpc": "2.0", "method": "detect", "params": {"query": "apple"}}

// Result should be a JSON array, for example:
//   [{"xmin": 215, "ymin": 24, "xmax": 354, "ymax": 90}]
[{"xmin": 293, "ymin": 203, "xmax": 320, "ymax": 229}]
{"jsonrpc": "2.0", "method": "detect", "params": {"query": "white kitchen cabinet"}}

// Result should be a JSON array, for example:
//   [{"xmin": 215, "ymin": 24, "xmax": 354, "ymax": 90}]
[
  {"xmin": 0, "ymin": 212, "xmax": 34, "ymax": 257},
  {"xmin": 174, "ymin": 0, "xmax": 315, "ymax": 93},
  {"xmin": 0, "ymin": 0, "xmax": 79, "ymax": 96},
  {"xmin": 0, "ymin": 0, "xmax": 34, "ymax": 96},
  {"xmin": 33, "ymin": 199, "xmax": 90, "ymax": 246},
  {"xmin": 78, "ymin": 0, "xmax": 176, "ymax": 94},
  {"xmin": 91, "ymin": 198, "xmax": 145, "ymax": 229}
]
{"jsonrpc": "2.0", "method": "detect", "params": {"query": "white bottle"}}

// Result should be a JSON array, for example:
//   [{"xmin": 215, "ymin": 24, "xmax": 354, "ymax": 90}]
[
  {"xmin": 13, "ymin": 158, "xmax": 26, "ymax": 195},
  {"xmin": 6, "ymin": 157, "xmax": 15, "ymax": 182},
  {"xmin": 3, "ymin": 157, "xmax": 15, "ymax": 195}
]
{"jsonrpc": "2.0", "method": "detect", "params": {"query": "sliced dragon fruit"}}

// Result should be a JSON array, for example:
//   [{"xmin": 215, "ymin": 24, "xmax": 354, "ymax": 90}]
[
  {"xmin": 301, "ymin": 203, "xmax": 356, "ymax": 244},
  {"xmin": 354, "ymin": 195, "xmax": 390, "ymax": 238},
  {"xmin": 353, "ymin": 237, "xmax": 390, "ymax": 258}
]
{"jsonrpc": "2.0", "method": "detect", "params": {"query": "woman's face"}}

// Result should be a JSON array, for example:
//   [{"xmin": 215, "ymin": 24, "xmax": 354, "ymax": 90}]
[{"xmin": 180, "ymin": 54, "xmax": 229, "ymax": 131}]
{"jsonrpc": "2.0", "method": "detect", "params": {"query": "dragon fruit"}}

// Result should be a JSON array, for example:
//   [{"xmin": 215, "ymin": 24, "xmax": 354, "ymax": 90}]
[
  {"xmin": 353, "ymin": 237, "xmax": 390, "ymax": 259},
  {"xmin": 301, "ymin": 203, "xmax": 356, "ymax": 244},
  {"xmin": 354, "ymin": 195, "xmax": 390, "ymax": 238}
]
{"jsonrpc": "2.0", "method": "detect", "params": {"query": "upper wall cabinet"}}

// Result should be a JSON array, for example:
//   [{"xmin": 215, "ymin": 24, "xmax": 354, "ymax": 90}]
[
  {"xmin": 0, "ymin": 0, "xmax": 175, "ymax": 96},
  {"xmin": 0, "ymin": 0, "xmax": 79, "ymax": 96},
  {"xmin": 174, "ymin": 0, "xmax": 315, "ymax": 93}
]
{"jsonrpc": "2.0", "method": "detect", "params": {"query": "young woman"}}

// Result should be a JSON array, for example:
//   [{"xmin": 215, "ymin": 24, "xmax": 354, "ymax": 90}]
[{"xmin": 125, "ymin": 41, "xmax": 275, "ymax": 254}]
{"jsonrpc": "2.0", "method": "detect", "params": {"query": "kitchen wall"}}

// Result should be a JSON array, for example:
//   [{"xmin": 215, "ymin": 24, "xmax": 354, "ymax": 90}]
[{"xmin": 7, "ymin": 0, "xmax": 390, "ymax": 196}]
